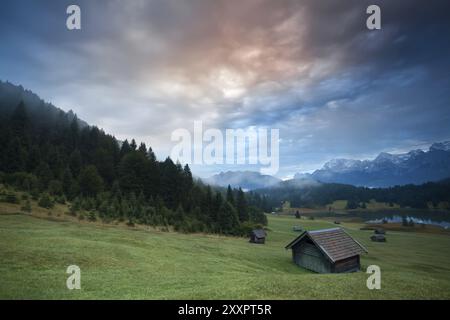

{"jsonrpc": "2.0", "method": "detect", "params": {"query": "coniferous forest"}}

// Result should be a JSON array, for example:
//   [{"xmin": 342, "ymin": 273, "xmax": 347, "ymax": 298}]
[{"xmin": 0, "ymin": 84, "xmax": 267, "ymax": 235}]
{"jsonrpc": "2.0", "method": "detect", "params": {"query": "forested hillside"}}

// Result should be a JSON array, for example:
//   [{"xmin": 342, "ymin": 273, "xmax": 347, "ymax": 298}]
[
  {"xmin": 0, "ymin": 82, "xmax": 267, "ymax": 234},
  {"xmin": 256, "ymin": 179, "xmax": 450, "ymax": 210}
]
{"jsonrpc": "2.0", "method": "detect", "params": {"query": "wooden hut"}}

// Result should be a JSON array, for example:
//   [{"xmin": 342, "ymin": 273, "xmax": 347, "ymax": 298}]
[
  {"xmin": 371, "ymin": 234, "xmax": 386, "ymax": 242},
  {"xmin": 249, "ymin": 229, "xmax": 266, "ymax": 244},
  {"xmin": 285, "ymin": 228, "xmax": 367, "ymax": 273}
]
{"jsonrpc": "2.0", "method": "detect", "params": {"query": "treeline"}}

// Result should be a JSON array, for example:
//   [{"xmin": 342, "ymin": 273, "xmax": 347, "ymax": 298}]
[
  {"xmin": 0, "ymin": 101, "xmax": 267, "ymax": 234},
  {"xmin": 256, "ymin": 180, "xmax": 450, "ymax": 210}
]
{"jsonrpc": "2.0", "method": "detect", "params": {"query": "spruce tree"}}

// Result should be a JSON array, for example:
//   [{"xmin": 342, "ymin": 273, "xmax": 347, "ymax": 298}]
[
  {"xmin": 11, "ymin": 101, "xmax": 28, "ymax": 138},
  {"xmin": 78, "ymin": 165, "xmax": 103, "ymax": 197},
  {"xmin": 226, "ymin": 185, "xmax": 234, "ymax": 205},
  {"xmin": 236, "ymin": 188, "xmax": 249, "ymax": 222},
  {"xmin": 62, "ymin": 167, "xmax": 73, "ymax": 195},
  {"xmin": 120, "ymin": 139, "xmax": 131, "ymax": 158},
  {"xmin": 69, "ymin": 150, "xmax": 82, "ymax": 177},
  {"xmin": 217, "ymin": 201, "xmax": 240, "ymax": 234},
  {"xmin": 138, "ymin": 142, "xmax": 147, "ymax": 155}
]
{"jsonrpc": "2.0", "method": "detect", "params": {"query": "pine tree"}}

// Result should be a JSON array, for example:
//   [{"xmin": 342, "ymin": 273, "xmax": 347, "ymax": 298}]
[
  {"xmin": 38, "ymin": 193, "xmax": 54, "ymax": 209},
  {"xmin": 120, "ymin": 139, "xmax": 132, "ymax": 158},
  {"xmin": 203, "ymin": 186, "xmax": 214, "ymax": 223},
  {"xmin": 4, "ymin": 138, "xmax": 26, "ymax": 173},
  {"xmin": 36, "ymin": 162, "xmax": 53, "ymax": 190},
  {"xmin": 26, "ymin": 145, "xmax": 41, "ymax": 172},
  {"xmin": 236, "ymin": 188, "xmax": 249, "ymax": 222},
  {"xmin": 62, "ymin": 167, "xmax": 73, "ymax": 195},
  {"xmin": 78, "ymin": 165, "xmax": 103, "ymax": 197},
  {"xmin": 214, "ymin": 192, "xmax": 223, "ymax": 218},
  {"xmin": 174, "ymin": 204, "xmax": 185, "ymax": 221},
  {"xmin": 94, "ymin": 148, "xmax": 115, "ymax": 186},
  {"xmin": 69, "ymin": 150, "xmax": 82, "ymax": 177},
  {"xmin": 69, "ymin": 197, "xmax": 81, "ymax": 215},
  {"xmin": 147, "ymin": 147, "xmax": 156, "ymax": 162},
  {"xmin": 69, "ymin": 116, "xmax": 80, "ymax": 148},
  {"xmin": 183, "ymin": 164, "xmax": 193, "ymax": 190},
  {"xmin": 130, "ymin": 139, "xmax": 137, "ymax": 151},
  {"xmin": 118, "ymin": 152, "xmax": 147, "ymax": 194},
  {"xmin": 11, "ymin": 101, "xmax": 28, "ymax": 138},
  {"xmin": 217, "ymin": 201, "xmax": 239, "ymax": 234},
  {"xmin": 88, "ymin": 211, "xmax": 97, "ymax": 221},
  {"xmin": 226, "ymin": 185, "xmax": 234, "ymax": 205},
  {"xmin": 138, "ymin": 142, "xmax": 147, "ymax": 155}
]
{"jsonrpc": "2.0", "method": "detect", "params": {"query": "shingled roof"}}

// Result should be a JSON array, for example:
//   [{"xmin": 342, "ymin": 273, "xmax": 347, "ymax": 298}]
[
  {"xmin": 285, "ymin": 228, "xmax": 367, "ymax": 262},
  {"xmin": 252, "ymin": 229, "xmax": 266, "ymax": 239}
]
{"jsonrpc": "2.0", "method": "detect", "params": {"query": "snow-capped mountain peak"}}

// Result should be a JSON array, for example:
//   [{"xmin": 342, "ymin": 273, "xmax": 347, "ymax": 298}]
[
  {"xmin": 322, "ymin": 158, "xmax": 361, "ymax": 171},
  {"xmin": 430, "ymin": 141, "xmax": 450, "ymax": 152},
  {"xmin": 295, "ymin": 141, "xmax": 450, "ymax": 187}
]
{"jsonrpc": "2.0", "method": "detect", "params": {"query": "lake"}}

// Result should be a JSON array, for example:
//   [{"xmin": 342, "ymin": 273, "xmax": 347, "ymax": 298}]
[{"xmin": 311, "ymin": 209, "xmax": 450, "ymax": 229}]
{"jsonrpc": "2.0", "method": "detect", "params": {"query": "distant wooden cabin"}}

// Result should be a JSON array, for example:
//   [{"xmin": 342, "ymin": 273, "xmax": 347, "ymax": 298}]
[
  {"xmin": 249, "ymin": 229, "xmax": 266, "ymax": 244},
  {"xmin": 285, "ymin": 228, "xmax": 367, "ymax": 273},
  {"xmin": 371, "ymin": 234, "xmax": 386, "ymax": 242}
]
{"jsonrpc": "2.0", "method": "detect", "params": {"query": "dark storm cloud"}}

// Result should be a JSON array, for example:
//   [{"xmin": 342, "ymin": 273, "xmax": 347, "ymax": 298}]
[{"xmin": 1, "ymin": 0, "xmax": 449, "ymax": 178}]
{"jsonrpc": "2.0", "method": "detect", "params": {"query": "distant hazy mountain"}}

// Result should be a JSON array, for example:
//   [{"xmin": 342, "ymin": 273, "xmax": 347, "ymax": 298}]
[
  {"xmin": 205, "ymin": 171, "xmax": 281, "ymax": 190},
  {"xmin": 296, "ymin": 142, "xmax": 450, "ymax": 187},
  {"xmin": 266, "ymin": 175, "xmax": 321, "ymax": 190}
]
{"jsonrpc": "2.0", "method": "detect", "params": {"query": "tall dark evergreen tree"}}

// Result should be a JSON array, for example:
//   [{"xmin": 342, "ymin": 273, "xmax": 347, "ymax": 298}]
[
  {"xmin": 217, "ymin": 201, "xmax": 240, "ymax": 235},
  {"xmin": 130, "ymin": 139, "xmax": 137, "ymax": 151},
  {"xmin": 69, "ymin": 150, "xmax": 82, "ymax": 177},
  {"xmin": 236, "ymin": 188, "xmax": 249, "ymax": 222},
  {"xmin": 118, "ymin": 151, "xmax": 147, "ymax": 194},
  {"xmin": 11, "ymin": 101, "xmax": 28, "ymax": 138},
  {"xmin": 62, "ymin": 167, "xmax": 73, "ymax": 195},
  {"xmin": 120, "ymin": 139, "xmax": 131, "ymax": 158},
  {"xmin": 79, "ymin": 165, "xmax": 103, "ymax": 197},
  {"xmin": 226, "ymin": 185, "xmax": 234, "ymax": 205},
  {"xmin": 147, "ymin": 147, "xmax": 156, "ymax": 162},
  {"xmin": 138, "ymin": 142, "xmax": 147, "ymax": 155}
]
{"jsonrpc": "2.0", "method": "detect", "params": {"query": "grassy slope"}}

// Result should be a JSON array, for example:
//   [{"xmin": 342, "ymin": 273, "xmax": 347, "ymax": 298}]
[{"xmin": 1, "ymin": 210, "xmax": 450, "ymax": 299}]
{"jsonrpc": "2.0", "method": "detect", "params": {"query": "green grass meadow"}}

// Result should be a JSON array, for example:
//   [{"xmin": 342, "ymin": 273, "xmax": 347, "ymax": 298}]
[{"xmin": 1, "ymin": 211, "xmax": 450, "ymax": 299}]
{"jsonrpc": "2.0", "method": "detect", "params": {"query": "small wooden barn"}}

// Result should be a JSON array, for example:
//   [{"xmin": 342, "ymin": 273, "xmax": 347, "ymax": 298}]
[
  {"xmin": 249, "ymin": 229, "xmax": 266, "ymax": 244},
  {"xmin": 371, "ymin": 234, "xmax": 386, "ymax": 242},
  {"xmin": 285, "ymin": 228, "xmax": 367, "ymax": 273}
]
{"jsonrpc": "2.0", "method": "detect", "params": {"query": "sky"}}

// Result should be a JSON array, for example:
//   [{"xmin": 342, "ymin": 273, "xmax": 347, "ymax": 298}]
[{"xmin": 1, "ymin": 0, "xmax": 450, "ymax": 179}]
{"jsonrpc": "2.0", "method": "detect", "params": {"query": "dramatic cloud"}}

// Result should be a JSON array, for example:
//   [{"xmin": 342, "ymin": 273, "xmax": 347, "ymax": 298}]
[{"xmin": 1, "ymin": 0, "xmax": 449, "ymax": 178}]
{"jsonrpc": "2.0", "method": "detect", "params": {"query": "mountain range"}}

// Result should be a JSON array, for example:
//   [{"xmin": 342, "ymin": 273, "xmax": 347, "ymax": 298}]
[
  {"xmin": 206, "ymin": 142, "xmax": 450, "ymax": 189},
  {"xmin": 204, "ymin": 171, "xmax": 281, "ymax": 191},
  {"xmin": 297, "ymin": 143, "xmax": 450, "ymax": 187}
]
